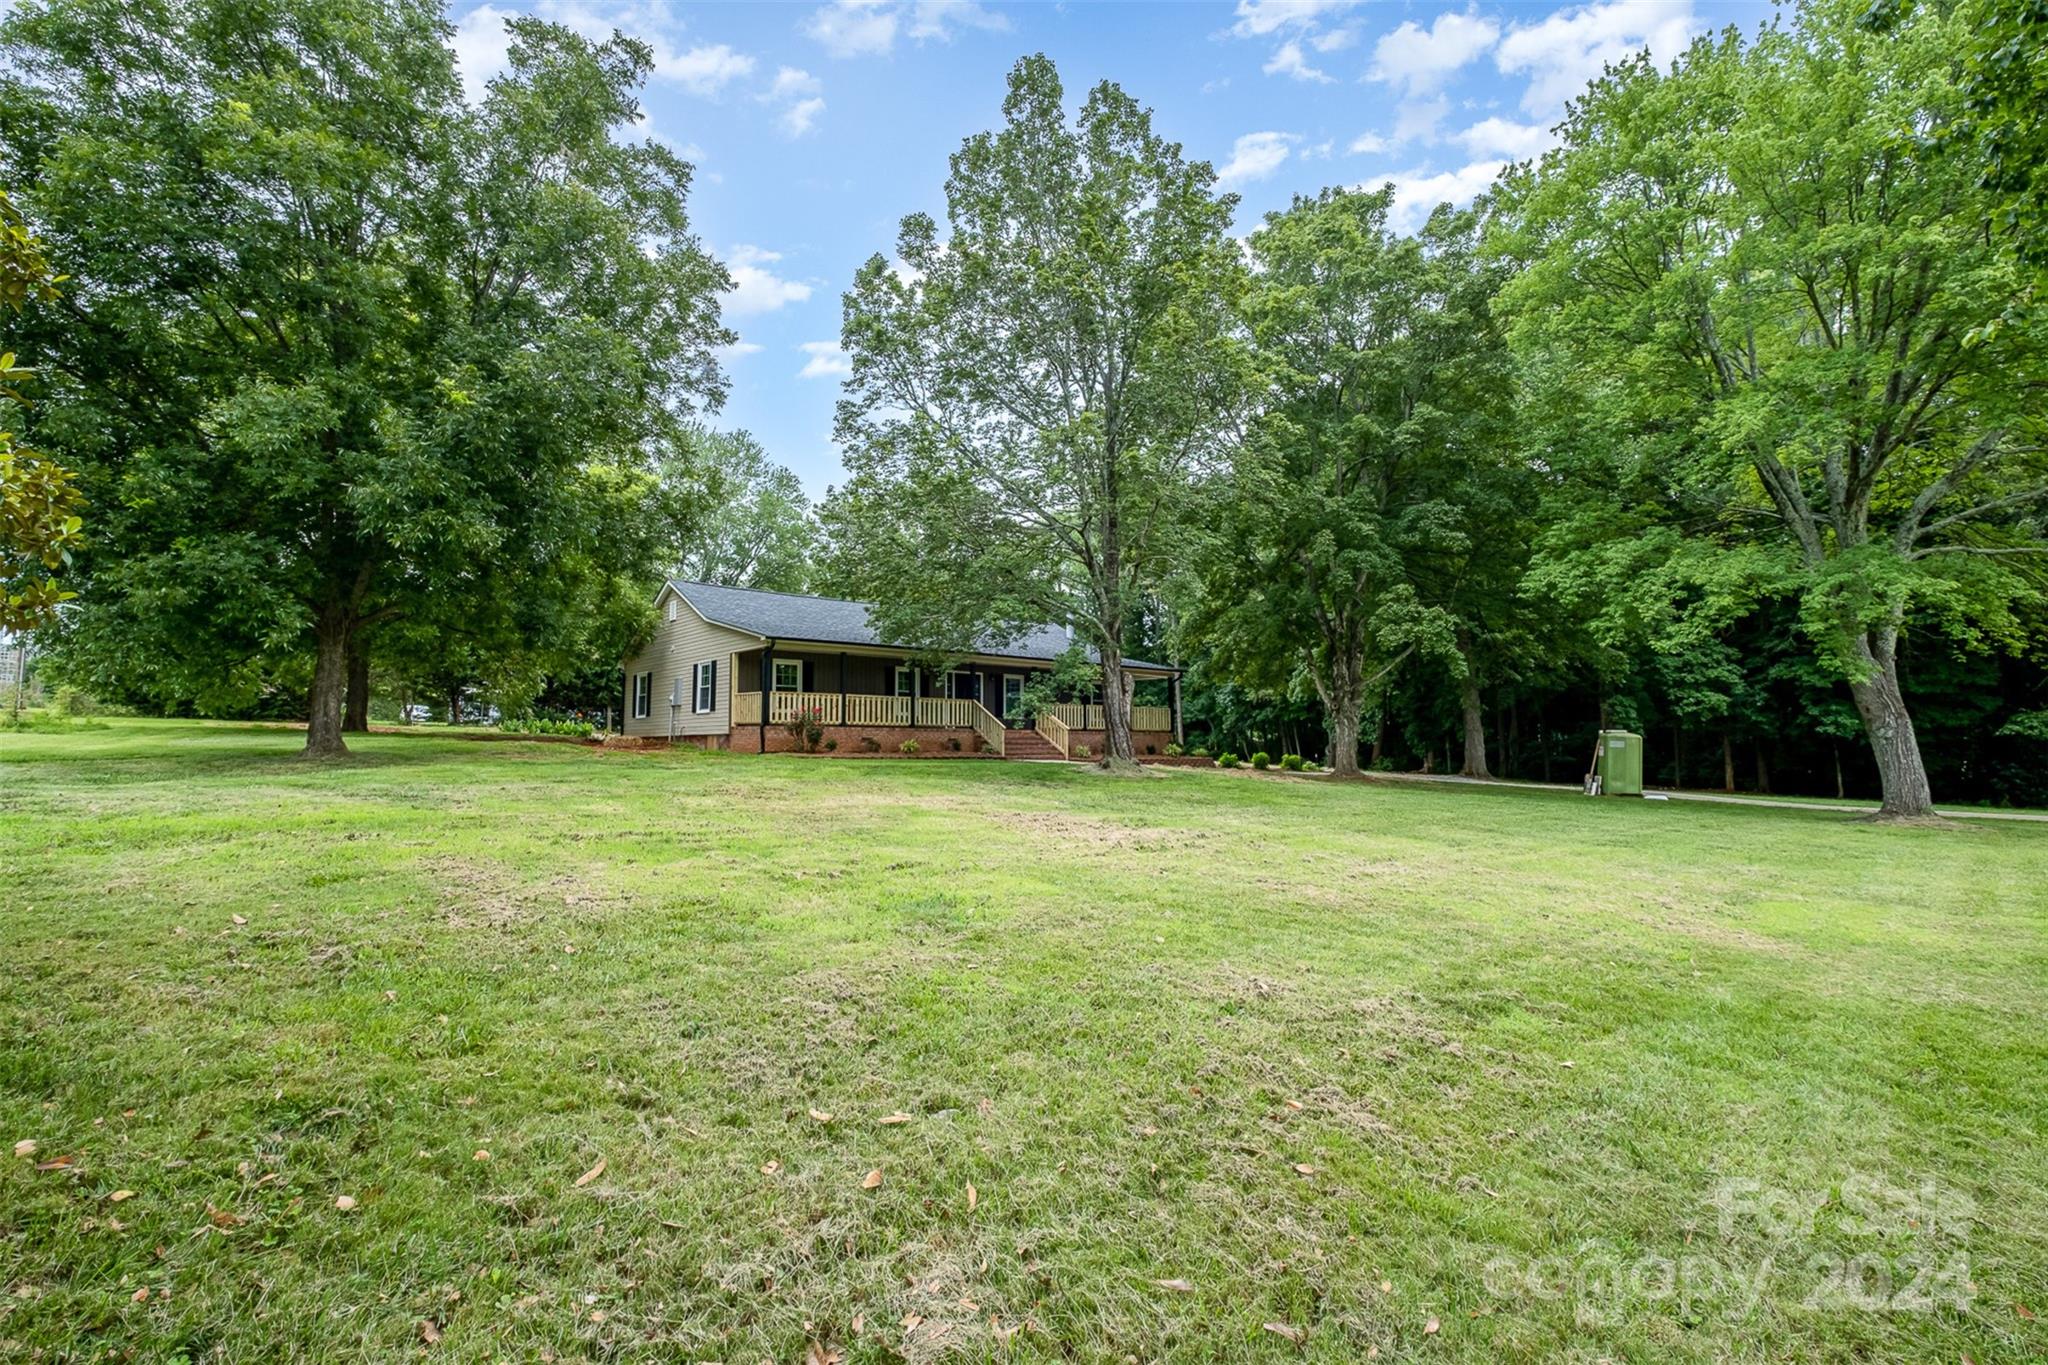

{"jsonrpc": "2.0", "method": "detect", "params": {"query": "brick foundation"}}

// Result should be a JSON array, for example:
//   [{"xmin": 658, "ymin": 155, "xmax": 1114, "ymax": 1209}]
[
  {"xmin": 728, "ymin": 724, "xmax": 999, "ymax": 756},
  {"xmin": 1063, "ymin": 730, "xmax": 1176, "ymax": 757}
]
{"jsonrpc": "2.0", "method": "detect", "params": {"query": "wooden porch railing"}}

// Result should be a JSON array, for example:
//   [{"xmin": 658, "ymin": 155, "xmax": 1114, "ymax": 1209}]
[
  {"xmin": 966, "ymin": 701, "xmax": 1006, "ymax": 756},
  {"xmin": 736, "ymin": 691, "xmax": 1008, "ymax": 752},
  {"xmin": 1046, "ymin": 703, "xmax": 1172, "ymax": 732},
  {"xmin": 769, "ymin": 690, "xmax": 844, "ymax": 725},
  {"xmin": 1034, "ymin": 709, "xmax": 1070, "ymax": 757}
]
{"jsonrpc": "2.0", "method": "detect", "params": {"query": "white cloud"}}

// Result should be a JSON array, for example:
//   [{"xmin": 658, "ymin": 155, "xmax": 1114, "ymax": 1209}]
[
  {"xmin": 807, "ymin": 0, "xmax": 1005, "ymax": 57},
  {"xmin": 456, "ymin": 5, "xmax": 766, "ymax": 103},
  {"xmin": 761, "ymin": 67, "xmax": 826, "ymax": 138},
  {"xmin": 1452, "ymin": 115, "xmax": 1556, "ymax": 161},
  {"xmin": 806, "ymin": 0, "xmax": 899, "ymax": 58},
  {"xmin": 1377, "ymin": 159, "xmax": 1507, "ymax": 230},
  {"xmin": 1312, "ymin": 26, "xmax": 1360, "ymax": 53},
  {"xmin": 1368, "ymin": 9, "xmax": 1500, "ymax": 97},
  {"xmin": 726, "ymin": 246, "xmax": 814, "ymax": 316},
  {"xmin": 1263, "ymin": 39, "xmax": 1332, "ymax": 84},
  {"xmin": 1230, "ymin": 0, "xmax": 1363, "ymax": 38},
  {"xmin": 1348, "ymin": 131, "xmax": 1390, "ymax": 155},
  {"xmin": 770, "ymin": 66, "xmax": 823, "ymax": 99},
  {"xmin": 1496, "ymin": 0, "xmax": 1701, "ymax": 117},
  {"xmin": 798, "ymin": 341, "xmax": 853, "ymax": 379},
  {"xmin": 657, "ymin": 43, "xmax": 756, "ymax": 97},
  {"xmin": 716, "ymin": 340, "xmax": 766, "ymax": 361},
  {"xmin": 780, "ymin": 96, "xmax": 827, "ymax": 137},
  {"xmin": 906, "ymin": 0, "xmax": 1011, "ymax": 40},
  {"xmin": 1392, "ymin": 96, "xmax": 1451, "ymax": 146},
  {"xmin": 1216, "ymin": 131, "xmax": 1298, "ymax": 187},
  {"xmin": 452, "ymin": 4, "xmax": 519, "ymax": 100}
]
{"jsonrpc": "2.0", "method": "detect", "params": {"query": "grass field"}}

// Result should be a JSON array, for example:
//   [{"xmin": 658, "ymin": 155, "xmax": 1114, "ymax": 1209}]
[{"xmin": 3, "ymin": 719, "xmax": 2044, "ymax": 1363}]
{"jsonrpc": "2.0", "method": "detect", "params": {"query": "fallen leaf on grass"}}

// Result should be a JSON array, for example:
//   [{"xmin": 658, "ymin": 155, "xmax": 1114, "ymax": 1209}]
[
  {"xmin": 1378, "ymin": 1280, "xmax": 1392, "ymax": 1294},
  {"xmin": 1284, "ymin": 1099, "xmax": 1304, "ymax": 1111},
  {"xmin": 803, "ymin": 1341, "xmax": 842, "ymax": 1365},
  {"xmin": 1291, "ymin": 1163, "xmax": 1316, "ymax": 1176},
  {"xmin": 1262, "ymin": 1321, "xmax": 1303, "ymax": 1343},
  {"xmin": 131, "ymin": 1287, "xmax": 150, "ymax": 1303},
  {"xmin": 418, "ymin": 1320, "xmax": 441, "ymax": 1346},
  {"xmin": 1424, "ymin": 1315, "xmax": 1440, "ymax": 1335},
  {"xmin": 760, "ymin": 1160, "xmax": 781, "ymax": 1175},
  {"xmin": 473, "ymin": 1150, "xmax": 490, "ymax": 1162},
  {"xmin": 1151, "ymin": 1278, "xmax": 1195, "ymax": 1293},
  {"xmin": 966, "ymin": 1181, "xmax": 977, "ymax": 1211},
  {"xmin": 861, "ymin": 1169, "xmax": 883, "ymax": 1189},
  {"xmin": 808, "ymin": 1108, "xmax": 833, "ymax": 1124},
  {"xmin": 334, "ymin": 1195, "xmax": 357, "ymax": 1212},
  {"xmin": 230, "ymin": 915, "xmax": 247, "ymax": 926},
  {"xmin": 108, "ymin": 1189, "xmax": 135, "ymax": 1203},
  {"xmin": 852, "ymin": 1313, "xmax": 864, "ymax": 1334},
  {"xmin": 877, "ymin": 1112, "xmax": 913, "ymax": 1125},
  {"xmin": 205, "ymin": 1204, "xmax": 242, "ymax": 1229},
  {"xmin": 573, "ymin": 1159, "xmax": 606, "ymax": 1188},
  {"xmin": 2016, "ymin": 1303, "xmax": 2035, "ymax": 1321},
  {"xmin": 14, "ymin": 1139, "xmax": 35, "ymax": 1159},
  {"xmin": 36, "ymin": 1155, "xmax": 73, "ymax": 1171}
]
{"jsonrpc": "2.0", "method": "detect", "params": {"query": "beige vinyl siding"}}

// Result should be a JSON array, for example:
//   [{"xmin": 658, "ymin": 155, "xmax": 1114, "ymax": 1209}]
[{"xmin": 620, "ymin": 588, "xmax": 761, "ymax": 738}]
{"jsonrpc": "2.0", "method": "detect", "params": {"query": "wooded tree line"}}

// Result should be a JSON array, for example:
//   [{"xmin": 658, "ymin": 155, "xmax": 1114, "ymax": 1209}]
[
  {"xmin": 821, "ymin": 0, "xmax": 2048, "ymax": 815},
  {"xmin": 3, "ymin": 0, "xmax": 2044, "ymax": 815}
]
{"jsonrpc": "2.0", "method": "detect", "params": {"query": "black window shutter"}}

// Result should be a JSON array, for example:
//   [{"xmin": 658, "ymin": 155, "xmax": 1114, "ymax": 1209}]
[
  {"xmin": 803, "ymin": 660, "xmax": 814, "ymax": 691},
  {"xmin": 708, "ymin": 659, "xmax": 717, "ymax": 711}
]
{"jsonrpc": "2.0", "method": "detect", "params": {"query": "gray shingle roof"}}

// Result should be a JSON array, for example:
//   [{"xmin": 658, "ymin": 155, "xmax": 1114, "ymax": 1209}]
[{"xmin": 667, "ymin": 580, "xmax": 1176, "ymax": 672}]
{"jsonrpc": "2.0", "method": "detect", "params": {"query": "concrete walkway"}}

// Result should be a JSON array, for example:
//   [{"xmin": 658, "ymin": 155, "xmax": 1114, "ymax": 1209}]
[{"xmin": 1381, "ymin": 771, "xmax": 2048, "ymax": 824}]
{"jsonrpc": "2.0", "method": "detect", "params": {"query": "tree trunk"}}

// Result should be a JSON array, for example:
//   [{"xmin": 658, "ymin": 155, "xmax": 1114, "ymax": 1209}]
[
  {"xmin": 1722, "ymin": 731, "xmax": 1736, "ymax": 793},
  {"xmin": 1457, "ymin": 643, "xmax": 1489, "ymax": 779},
  {"xmin": 342, "ymin": 635, "xmax": 370, "ymax": 733},
  {"xmin": 1754, "ymin": 744, "xmax": 1772, "ymax": 794},
  {"xmin": 1369, "ymin": 710, "xmax": 1385, "ymax": 768},
  {"xmin": 448, "ymin": 685, "xmax": 462, "ymax": 726},
  {"xmin": 1847, "ymin": 630, "xmax": 1935, "ymax": 819},
  {"xmin": 1099, "ymin": 648, "xmax": 1136, "ymax": 767},
  {"xmin": 303, "ymin": 611, "xmax": 350, "ymax": 758}
]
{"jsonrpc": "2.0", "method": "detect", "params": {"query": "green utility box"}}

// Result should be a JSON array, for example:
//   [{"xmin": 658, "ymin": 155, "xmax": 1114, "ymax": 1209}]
[{"xmin": 1596, "ymin": 730, "xmax": 1644, "ymax": 796}]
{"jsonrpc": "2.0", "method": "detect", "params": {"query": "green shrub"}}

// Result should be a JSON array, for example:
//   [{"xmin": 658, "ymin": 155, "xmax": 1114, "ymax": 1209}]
[
  {"xmin": 782, "ymin": 704, "xmax": 825, "ymax": 753},
  {"xmin": 1217, "ymin": 752, "xmax": 1240, "ymax": 768},
  {"xmin": 1073, "ymin": 742, "xmax": 1091, "ymax": 758},
  {"xmin": 823, "ymin": 738, "xmax": 838, "ymax": 752},
  {"xmin": 944, "ymin": 736, "xmax": 961, "ymax": 751},
  {"xmin": 1280, "ymin": 753, "xmax": 1304, "ymax": 771},
  {"xmin": 900, "ymin": 738, "xmax": 920, "ymax": 755},
  {"xmin": 1300, "ymin": 759, "xmax": 1321, "ymax": 772},
  {"xmin": 1164, "ymin": 742, "xmax": 1184, "ymax": 757},
  {"xmin": 1251, "ymin": 751, "xmax": 1271, "ymax": 770},
  {"xmin": 498, "ymin": 715, "xmax": 596, "ymax": 739},
  {"xmin": 50, "ymin": 686, "xmax": 96, "ymax": 718},
  {"xmin": 1191, "ymin": 746, "xmax": 1210, "ymax": 758}
]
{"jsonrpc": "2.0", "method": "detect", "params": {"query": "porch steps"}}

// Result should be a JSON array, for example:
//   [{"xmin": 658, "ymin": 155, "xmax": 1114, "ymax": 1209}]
[{"xmin": 1002, "ymin": 729, "xmax": 1070, "ymax": 761}]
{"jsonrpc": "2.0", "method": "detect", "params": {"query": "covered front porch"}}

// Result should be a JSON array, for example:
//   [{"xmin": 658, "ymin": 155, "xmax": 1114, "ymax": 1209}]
[{"xmin": 729, "ymin": 644, "xmax": 1177, "ymax": 758}]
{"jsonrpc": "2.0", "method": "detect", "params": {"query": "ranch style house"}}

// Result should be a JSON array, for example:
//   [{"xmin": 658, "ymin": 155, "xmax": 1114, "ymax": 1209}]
[{"xmin": 621, "ymin": 580, "xmax": 1182, "ymax": 759}]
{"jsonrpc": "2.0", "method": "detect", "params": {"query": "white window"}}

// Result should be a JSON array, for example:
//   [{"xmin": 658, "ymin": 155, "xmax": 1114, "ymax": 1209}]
[
  {"xmin": 667, "ymin": 597, "xmax": 679, "ymax": 622},
  {"xmin": 772, "ymin": 658, "xmax": 803, "ymax": 692},
  {"xmin": 944, "ymin": 670, "xmax": 976, "ymax": 699},
  {"xmin": 694, "ymin": 660, "xmax": 715, "ymax": 714},
  {"xmin": 894, "ymin": 665, "xmax": 914, "ymax": 697},
  {"xmin": 632, "ymin": 672, "xmax": 651, "ymax": 719},
  {"xmin": 1002, "ymin": 674, "xmax": 1024, "ymax": 719}
]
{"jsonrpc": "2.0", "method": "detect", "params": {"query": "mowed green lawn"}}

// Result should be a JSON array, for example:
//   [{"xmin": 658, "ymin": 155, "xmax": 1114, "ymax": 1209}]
[{"xmin": 2, "ymin": 720, "xmax": 2044, "ymax": 1363}]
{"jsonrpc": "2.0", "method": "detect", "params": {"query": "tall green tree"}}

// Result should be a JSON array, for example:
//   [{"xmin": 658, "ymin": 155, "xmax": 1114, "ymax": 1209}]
[
  {"xmin": 1496, "ymin": 0, "xmax": 2048, "ymax": 818},
  {"xmin": 658, "ymin": 425, "xmax": 817, "ymax": 592},
  {"xmin": 1196, "ymin": 190, "xmax": 1509, "ymax": 777},
  {"xmin": 0, "ymin": 0, "xmax": 731, "ymax": 755},
  {"xmin": 829, "ymin": 55, "xmax": 1249, "ymax": 766},
  {"xmin": 1, "ymin": 185, "xmax": 80, "ymax": 636}
]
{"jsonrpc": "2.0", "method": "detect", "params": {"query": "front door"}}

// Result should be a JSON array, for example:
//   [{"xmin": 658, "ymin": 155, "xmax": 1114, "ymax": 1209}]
[{"xmin": 1002, "ymin": 674, "xmax": 1025, "ymax": 727}]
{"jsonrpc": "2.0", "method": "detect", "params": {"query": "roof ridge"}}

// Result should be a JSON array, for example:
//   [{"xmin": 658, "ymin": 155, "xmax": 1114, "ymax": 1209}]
[{"xmin": 669, "ymin": 578, "xmax": 877, "ymax": 610}]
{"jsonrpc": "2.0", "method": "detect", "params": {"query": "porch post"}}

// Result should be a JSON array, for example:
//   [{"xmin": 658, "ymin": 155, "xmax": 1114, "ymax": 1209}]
[
  {"xmin": 838, "ymin": 651, "xmax": 847, "ymax": 726},
  {"xmin": 1171, "ymin": 673, "xmax": 1183, "ymax": 746},
  {"xmin": 760, "ymin": 639, "xmax": 774, "ymax": 750}
]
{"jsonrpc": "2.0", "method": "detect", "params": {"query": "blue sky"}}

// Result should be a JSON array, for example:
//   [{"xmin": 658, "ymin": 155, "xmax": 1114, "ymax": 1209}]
[{"xmin": 452, "ymin": 0, "xmax": 1774, "ymax": 496}]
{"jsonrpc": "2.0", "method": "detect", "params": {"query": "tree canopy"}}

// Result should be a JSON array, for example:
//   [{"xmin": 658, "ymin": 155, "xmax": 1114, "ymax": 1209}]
[{"xmin": 0, "ymin": 0, "xmax": 731, "ymax": 752}]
